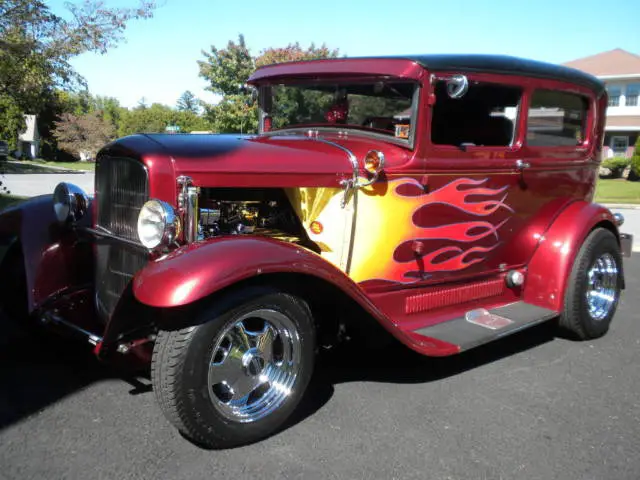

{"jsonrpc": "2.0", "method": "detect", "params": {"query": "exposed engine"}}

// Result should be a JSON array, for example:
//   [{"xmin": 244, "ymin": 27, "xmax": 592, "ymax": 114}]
[{"xmin": 198, "ymin": 188, "xmax": 303, "ymax": 243}]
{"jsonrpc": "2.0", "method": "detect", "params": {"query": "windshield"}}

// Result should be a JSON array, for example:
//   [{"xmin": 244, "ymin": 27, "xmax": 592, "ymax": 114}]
[{"xmin": 260, "ymin": 80, "xmax": 418, "ymax": 143}]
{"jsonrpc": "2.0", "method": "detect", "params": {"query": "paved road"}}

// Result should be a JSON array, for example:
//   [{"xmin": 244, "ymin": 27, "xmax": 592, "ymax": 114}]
[
  {"xmin": 2, "ymin": 173, "xmax": 95, "ymax": 197},
  {"xmin": 1, "ymin": 257, "xmax": 639, "ymax": 479},
  {"xmin": 611, "ymin": 207, "xmax": 640, "ymax": 252}
]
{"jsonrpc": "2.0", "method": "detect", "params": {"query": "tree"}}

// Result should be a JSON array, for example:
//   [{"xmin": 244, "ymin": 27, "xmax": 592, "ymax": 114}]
[
  {"xmin": 53, "ymin": 112, "xmax": 117, "ymax": 160},
  {"xmin": 118, "ymin": 103, "xmax": 212, "ymax": 137},
  {"xmin": 0, "ymin": 0, "xmax": 156, "ymax": 158},
  {"xmin": 198, "ymin": 35, "xmax": 339, "ymax": 133},
  {"xmin": 177, "ymin": 90, "xmax": 200, "ymax": 113}
]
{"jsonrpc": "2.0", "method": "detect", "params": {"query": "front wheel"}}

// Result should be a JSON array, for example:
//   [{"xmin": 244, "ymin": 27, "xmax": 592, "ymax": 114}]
[
  {"xmin": 152, "ymin": 287, "xmax": 315, "ymax": 448},
  {"xmin": 559, "ymin": 228, "xmax": 623, "ymax": 340}
]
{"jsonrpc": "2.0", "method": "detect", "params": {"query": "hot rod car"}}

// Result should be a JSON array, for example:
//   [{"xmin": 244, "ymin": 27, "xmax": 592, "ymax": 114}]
[{"xmin": 0, "ymin": 54, "xmax": 633, "ymax": 448}]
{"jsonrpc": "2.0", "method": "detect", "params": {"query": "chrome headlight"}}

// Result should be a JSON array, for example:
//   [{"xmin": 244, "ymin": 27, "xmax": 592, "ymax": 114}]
[
  {"xmin": 137, "ymin": 199, "xmax": 181, "ymax": 249},
  {"xmin": 53, "ymin": 182, "xmax": 89, "ymax": 223}
]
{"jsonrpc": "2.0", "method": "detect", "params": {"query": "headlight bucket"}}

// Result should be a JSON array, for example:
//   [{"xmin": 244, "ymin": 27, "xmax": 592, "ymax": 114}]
[
  {"xmin": 137, "ymin": 199, "xmax": 181, "ymax": 249},
  {"xmin": 53, "ymin": 182, "xmax": 89, "ymax": 223}
]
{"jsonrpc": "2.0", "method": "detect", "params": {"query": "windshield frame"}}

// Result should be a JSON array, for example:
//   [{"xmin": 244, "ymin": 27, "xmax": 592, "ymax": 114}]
[{"xmin": 256, "ymin": 77, "xmax": 421, "ymax": 150}]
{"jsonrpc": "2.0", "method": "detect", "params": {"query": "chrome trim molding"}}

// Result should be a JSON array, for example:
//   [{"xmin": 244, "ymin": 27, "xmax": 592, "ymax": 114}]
[
  {"xmin": 314, "ymin": 138, "xmax": 358, "ymax": 209},
  {"xmin": 186, "ymin": 185, "xmax": 199, "ymax": 243}
]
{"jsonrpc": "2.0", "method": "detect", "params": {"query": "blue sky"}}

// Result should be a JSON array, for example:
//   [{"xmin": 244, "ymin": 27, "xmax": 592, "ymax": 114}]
[{"xmin": 50, "ymin": 0, "xmax": 640, "ymax": 108}]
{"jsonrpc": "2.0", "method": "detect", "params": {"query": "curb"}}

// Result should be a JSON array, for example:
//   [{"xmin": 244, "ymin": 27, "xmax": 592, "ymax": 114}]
[{"xmin": 603, "ymin": 204, "xmax": 640, "ymax": 210}]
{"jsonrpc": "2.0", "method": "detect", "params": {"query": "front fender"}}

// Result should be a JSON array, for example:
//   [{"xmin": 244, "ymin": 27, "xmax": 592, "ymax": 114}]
[
  {"xmin": 132, "ymin": 236, "xmax": 463, "ymax": 357},
  {"xmin": 0, "ymin": 195, "xmax": 94, "ymax": 311},
  {"xmin": 524, "ymin": 201, "xmax": 620, "ymax": 311},
  {"xmin": 133, "ymin": 236, "xmax": 374, "ymax": 309}
]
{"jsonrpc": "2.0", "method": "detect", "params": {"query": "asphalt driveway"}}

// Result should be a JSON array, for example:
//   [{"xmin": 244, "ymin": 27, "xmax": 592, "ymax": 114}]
[{"xmin": 1, "ymin": 257, "xmax": 639, "ymax": 479}]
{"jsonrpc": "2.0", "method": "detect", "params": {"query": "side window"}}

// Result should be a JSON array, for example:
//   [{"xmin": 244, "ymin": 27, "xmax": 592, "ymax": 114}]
[
  {"xmin": 431, "ymin": 82, "xmax": 521, "ymax": 147},
  {"xmin": 527, "ymin": 90, "xmax": 589, "ymax": 147}
]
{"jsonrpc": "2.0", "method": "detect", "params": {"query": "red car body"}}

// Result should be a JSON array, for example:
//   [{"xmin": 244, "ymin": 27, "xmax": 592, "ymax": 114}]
[{"xmin": 0, "ymin": 55, "xmax": 629, "ymax": 358}]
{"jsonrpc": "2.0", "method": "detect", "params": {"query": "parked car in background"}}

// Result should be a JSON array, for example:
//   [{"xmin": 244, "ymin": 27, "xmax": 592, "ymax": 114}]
[
  {"xmin": 0, "ymin": 141, "xmax": 8, "ymax": 161},
  {"xmin": 0, "ymin": 54, "xmax": 633, "ymax": 449}
]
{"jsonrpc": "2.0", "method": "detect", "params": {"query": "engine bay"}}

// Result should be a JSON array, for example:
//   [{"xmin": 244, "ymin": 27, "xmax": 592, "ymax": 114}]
[{"xmin": 198, "ymin": 188, "xmax": 305, "ymax": 244}]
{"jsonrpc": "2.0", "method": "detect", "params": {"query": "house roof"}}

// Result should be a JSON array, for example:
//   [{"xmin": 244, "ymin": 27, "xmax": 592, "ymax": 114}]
[
  {"xmin": 18, "ymin": 115, "xmax": 38, "ymax": 142},
  {"xmin": 563, "ymin": 49, "xmax": 640, "ymax": 77}
]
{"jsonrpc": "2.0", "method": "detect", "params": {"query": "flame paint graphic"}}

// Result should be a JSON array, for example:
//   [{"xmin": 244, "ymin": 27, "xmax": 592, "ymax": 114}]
[{"xmin": 348, "ymin": 177, "xmax": 513, "ymax": 284}]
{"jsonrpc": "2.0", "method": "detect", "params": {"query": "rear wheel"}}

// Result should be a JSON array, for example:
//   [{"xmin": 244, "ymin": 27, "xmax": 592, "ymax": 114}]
[
  {"xmin": 559, "ymin": 228, "xmax": 623, "ymax": 340},
  {"xmin": 152, "ymin": 287, "xmax": 315, "ymax": 448}
]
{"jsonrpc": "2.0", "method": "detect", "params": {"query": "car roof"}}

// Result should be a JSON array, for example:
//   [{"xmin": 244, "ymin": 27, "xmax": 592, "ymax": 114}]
[
  {"xmin": 402, "ymin": 54, "xmax": 604, "ymax": 94},
  {"xmin": 252, "ymin": 54, "xmax": 605, "ymax": 96}
]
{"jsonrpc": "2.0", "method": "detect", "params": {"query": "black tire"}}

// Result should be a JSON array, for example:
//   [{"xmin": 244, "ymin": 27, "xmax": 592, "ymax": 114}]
[
  {"xmin": 151, "ymin": 287, "xmax": 315, "ymax": 448},
  {"xmin": 559, "ymin": 228, "xmax": 623, "ymax": 340}
]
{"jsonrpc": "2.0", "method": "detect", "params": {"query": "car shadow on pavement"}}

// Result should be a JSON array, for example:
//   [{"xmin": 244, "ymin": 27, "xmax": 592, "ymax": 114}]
[
  {"xmin": 316, "ymin": 319, "xmax": 558, "ymax": 386},
  {"xmin": 0, "ymin": 315, "xmax": 143, "ymax": 432},
  {"xmin": 0, "ymin": 309, "xmax": 557, "ymax": 440}
]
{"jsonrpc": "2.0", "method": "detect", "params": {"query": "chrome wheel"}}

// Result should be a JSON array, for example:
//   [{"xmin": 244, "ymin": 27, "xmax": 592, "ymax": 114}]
[
  {"xmin": 586, "ymin": 252, "xmax": 619, "ymax": 321},
  {"xmin": 207, "ymin": 309, "xmax": 301, "ymax": 423}
]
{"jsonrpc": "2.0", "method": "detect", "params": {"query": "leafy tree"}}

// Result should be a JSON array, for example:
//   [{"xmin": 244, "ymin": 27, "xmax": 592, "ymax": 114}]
[
  {"xmin": 53, "ymin": 112, "xmax": 117, "ymax": 160},
  {"xmin": 0, "ymin": 0, "xmax": 156, "ymax": 157},
  {"xmin": 255, "ymin": 42, "xmax": 339, "ymax": 68},
  {"xmin": 198, "ymin": 35, "xmax": 339, "ymax": 133},
  {"xmin": 0, "ymin": 94, "xmax": 25, "ymax": 150},
  {"xmin": 177, "ymin": 90, "xmax": 200, "ymax": 113},
  {"xmin": 118, "ymin": 103, "xmax": 211, "ymax": 136}
]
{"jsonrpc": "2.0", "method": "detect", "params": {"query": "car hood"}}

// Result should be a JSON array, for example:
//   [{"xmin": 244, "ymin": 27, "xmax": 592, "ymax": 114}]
[{"xmin": 101, "ymin": 132, "xmax": 412, "ymax": 189}]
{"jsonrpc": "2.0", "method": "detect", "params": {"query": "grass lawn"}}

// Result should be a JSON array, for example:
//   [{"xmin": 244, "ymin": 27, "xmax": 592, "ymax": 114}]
[
  {"xmin": 0, "ymin": 194, "xmax": 26, "ymax": 210},
  {"xmin": 595, "ymin": 179, "xmax": 640, "ymax": 204},
  {"xmin": 19, "ymin": 159, "xmax": 95, "ymax": 172}
]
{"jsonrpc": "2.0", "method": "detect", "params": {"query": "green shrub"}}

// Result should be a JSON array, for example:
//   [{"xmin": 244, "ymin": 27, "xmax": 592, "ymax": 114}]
[
  {"xmin": 602, "ymin": 156, "xmax": 631, "ymax": 178},
  {"xmin": 631, "ymin": 137, "xmax": 640, "ymax": 181}
]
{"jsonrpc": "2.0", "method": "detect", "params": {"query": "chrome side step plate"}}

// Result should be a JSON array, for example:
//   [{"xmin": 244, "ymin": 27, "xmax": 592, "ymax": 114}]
[{"xmin": 413, "ymin": 302, "xmax": 558, "ymax": 352}]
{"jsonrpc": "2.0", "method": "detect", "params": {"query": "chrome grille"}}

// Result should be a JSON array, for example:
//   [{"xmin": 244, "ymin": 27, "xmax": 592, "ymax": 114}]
[{"xmin": 95, "ymin": 156, "xmax": 149, "ymax": 319}]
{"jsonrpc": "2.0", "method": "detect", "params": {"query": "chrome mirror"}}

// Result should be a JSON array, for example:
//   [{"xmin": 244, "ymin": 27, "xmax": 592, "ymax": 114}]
[{"xmin": 446, "ymin": 74, "xmax": 469, "ymax": 99}]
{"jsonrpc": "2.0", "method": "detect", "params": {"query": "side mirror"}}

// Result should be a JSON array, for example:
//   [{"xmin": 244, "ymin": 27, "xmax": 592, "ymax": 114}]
[{"xmin": 446, "ymin": 75, "xmax": 469, "ymax": 99}]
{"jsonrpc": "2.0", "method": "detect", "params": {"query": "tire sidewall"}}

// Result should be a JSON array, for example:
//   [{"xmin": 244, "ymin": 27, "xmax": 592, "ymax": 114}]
[
  {"xmin": 570, "ymin": 229, "xmax": 623, "ymax": 338},
  {"xmin": 178, "ymin": 288, "xmax": 315, "ymax": 446}
]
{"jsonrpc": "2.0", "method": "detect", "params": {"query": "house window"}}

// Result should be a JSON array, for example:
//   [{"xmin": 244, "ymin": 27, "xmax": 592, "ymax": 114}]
[
  {"xmin": 607, "ymin": 86, "xmax": 621, "ymax": 107},
  {"xmin": 527, "ymin": 90, "xmax": 589, "ymax": 147},
  {"xmin": 626, "ymin": 84, "xmax": 640, "ymax": 107},
  {"xmin": 611, "ymin": 136, "xmax": 629, "ymax": 156},
  {"xmin": 431, "ymin": 82, "xmax": 521, "ymax": 147}
]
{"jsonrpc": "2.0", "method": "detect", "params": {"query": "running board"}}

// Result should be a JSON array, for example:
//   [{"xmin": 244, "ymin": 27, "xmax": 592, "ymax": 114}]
[{"xmin": 412, "ymin": 302, "xmax": 558, "ymax": 353}]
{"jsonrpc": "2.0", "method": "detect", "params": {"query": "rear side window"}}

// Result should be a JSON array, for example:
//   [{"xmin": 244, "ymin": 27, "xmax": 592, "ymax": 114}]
[{"xmin": 527, "ymin": 90, "xmax": 589, "ymax": 147}]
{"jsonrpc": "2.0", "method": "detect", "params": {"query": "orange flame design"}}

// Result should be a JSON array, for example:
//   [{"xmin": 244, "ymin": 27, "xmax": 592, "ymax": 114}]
[{"xmin": 349, "ymin": 177, "xmax": 512, "ymax": 284}]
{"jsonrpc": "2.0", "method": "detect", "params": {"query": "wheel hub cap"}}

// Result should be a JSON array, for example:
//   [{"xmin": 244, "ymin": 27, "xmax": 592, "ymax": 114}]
[
  {"xmin": 207, "ymin": 309, "xmax": 301, "ymax": 423},
  {"xmin": 242, "ymin": 349, "xmax": 265, "ymax": 376},
  {"xmin": 586, "ymin": 252, "xmax": 619, "ymax": 321}
]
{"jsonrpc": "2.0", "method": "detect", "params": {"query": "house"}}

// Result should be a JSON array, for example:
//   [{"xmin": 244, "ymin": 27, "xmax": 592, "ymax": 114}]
[
  {"xmin": 563, "ymin": 49, "xmax": 640, "ymax": 158},
  {"xmin": 17, "ymin": 114, "xmax": 40, "ymax": 158}
]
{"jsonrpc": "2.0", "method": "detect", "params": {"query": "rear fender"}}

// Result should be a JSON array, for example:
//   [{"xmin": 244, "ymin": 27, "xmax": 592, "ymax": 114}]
[{"xmin": 524, "ymin": 201, "xmax": 620, "ymax": 311}]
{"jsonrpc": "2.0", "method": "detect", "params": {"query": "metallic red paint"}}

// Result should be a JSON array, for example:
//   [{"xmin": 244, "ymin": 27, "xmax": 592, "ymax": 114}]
[
  {"xmin": 524, "ymin": 201, "xmax": 619, "ymax": 311},
  {"xmin": 130, "ymin": 235, "xmax": 459, "ymax": 356}
]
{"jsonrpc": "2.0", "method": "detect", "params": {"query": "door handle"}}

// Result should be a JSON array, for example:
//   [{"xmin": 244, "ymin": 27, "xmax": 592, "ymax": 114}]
[{"xmin": 515, "ymin": 159, "xmax": 531, "ymax": 171}]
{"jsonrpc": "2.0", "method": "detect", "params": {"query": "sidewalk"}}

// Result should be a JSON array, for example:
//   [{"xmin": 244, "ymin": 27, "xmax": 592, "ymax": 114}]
[{"xmin": 3, "ymin": 173, "xmax": 95, "ymax": 197}]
